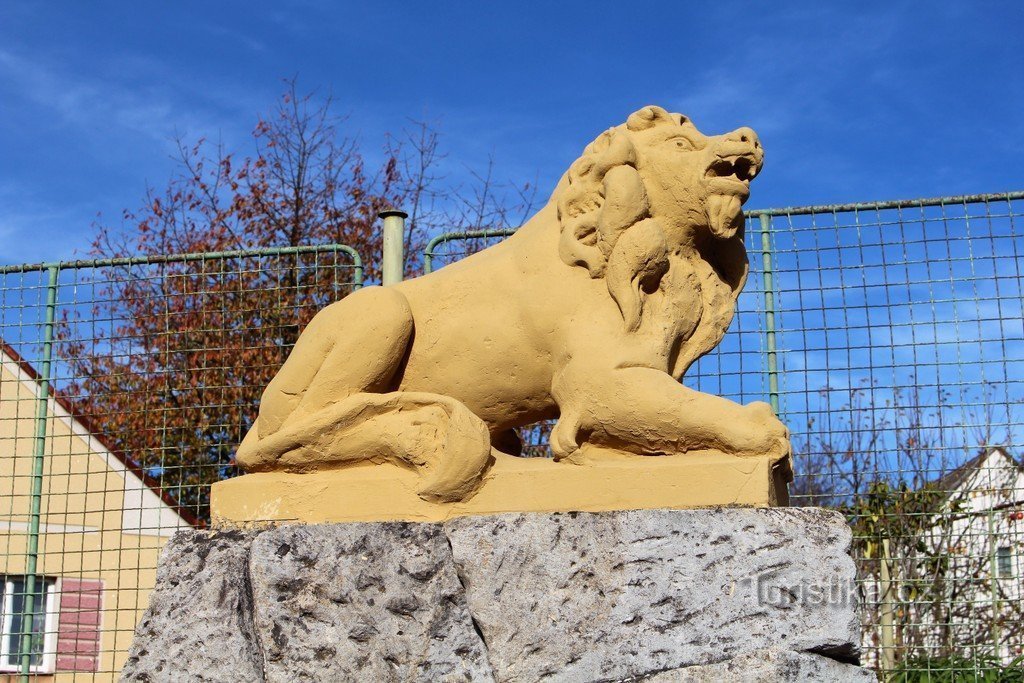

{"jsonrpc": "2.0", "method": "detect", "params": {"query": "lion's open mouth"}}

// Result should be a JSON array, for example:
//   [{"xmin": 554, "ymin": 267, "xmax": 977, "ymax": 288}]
[
  {"xmin": 705, "ymin": 156, "xmax": 757, "ymax": 184},
  {"xmin": 703, "ymin": 155, "xmax": 759, "ymax": 239}
]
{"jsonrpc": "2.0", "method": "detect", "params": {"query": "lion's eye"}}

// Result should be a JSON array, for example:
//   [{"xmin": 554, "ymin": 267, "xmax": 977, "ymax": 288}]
[{"xmin": 671, "ymin": 138, "xmax": 694, "ymax": 151}]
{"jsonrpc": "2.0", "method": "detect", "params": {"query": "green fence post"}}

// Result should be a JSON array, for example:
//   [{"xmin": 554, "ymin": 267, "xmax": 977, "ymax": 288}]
[
  {"xmin": 19, "ymin": 264, "xmax": 59, "ymax": 681},
  {"xmin": 757, "ymin": 213, "xmax": 780, "ymax": 415},
  {"xmin": 423, "ymin": 236, "xmax": 440, "ymax": 274}
]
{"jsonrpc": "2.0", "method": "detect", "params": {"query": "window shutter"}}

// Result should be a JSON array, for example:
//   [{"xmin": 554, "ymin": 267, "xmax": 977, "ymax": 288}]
[{"xmin": 55, "ymin": 578, "xmax": 103, "ymax": 672}]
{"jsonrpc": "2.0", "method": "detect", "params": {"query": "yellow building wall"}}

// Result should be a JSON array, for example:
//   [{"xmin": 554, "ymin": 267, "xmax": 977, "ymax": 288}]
[{"xmin": 1, "ymin": 358, "xmax": 188, "ymax": 681}]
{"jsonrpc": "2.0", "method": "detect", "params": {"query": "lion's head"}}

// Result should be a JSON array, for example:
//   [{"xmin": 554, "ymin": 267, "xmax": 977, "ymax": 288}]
[{"xmin": 555, "ymin": 105, "xmax": 763, "ymax": 332}]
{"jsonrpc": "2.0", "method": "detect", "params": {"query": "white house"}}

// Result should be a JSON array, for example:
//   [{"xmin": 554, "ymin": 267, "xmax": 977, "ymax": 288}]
[
  {"xmin": 923, "ymin": 446, "xmax": 1024, "ymax": 661},
  {"xmin": 860, "ymin": 446, "xmax": 1024, "ymax": 670}
]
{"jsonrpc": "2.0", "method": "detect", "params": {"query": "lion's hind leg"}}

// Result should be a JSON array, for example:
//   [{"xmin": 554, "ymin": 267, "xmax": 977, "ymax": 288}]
[
  {"xmin": 255, "ymin": 286, "xmax": 414, "ymax": 438},
  {"xmin": 238, "ymin": 391, "xmax": 493, "ymax": 503}
]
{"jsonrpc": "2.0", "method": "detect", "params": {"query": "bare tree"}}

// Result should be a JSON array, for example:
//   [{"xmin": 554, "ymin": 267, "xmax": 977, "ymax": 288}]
[{"xmin": 56, "ymin": 81, "xmax": 448, "ymax": 522}]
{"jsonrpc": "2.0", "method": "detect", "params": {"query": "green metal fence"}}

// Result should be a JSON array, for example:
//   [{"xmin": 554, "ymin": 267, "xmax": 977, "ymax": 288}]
[
  {"xmin": 0, "ymin": 245, "xmax": 361, "ymax": 680},
  {"xmin": 425, "ymin": 190, "xmax": 1024, "ymax": 676},
  {"xmin": 0, "ymin": 190, "xmax": 1022, "ymax": 679},
  {"xmin": 763, "ymin": 192, "xmax": 1024, "ymax": 675}
]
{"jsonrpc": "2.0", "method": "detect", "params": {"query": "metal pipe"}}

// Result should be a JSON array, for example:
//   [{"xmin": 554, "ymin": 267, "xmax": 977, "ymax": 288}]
[
  {"xmin": 18, "ymin": 265, "xmax": 59, "ymax": 681},
  {"xmin": 423, "ymin": 227, "xmax": 519, "ymax": 274},
  {"xmin": 758, "ymin": 213, "xmax": 780, "ymax": 415},
  {"xmin": 379, "ymin": 210, "xmax": 408, "ymax": 286},
  {"xmin": 0, "ymin": 243, "xmax": 365, "ymax": 278},
  {"xmin": 748, "ymin": 189, "xmax": 1024, "ymax": 218}
]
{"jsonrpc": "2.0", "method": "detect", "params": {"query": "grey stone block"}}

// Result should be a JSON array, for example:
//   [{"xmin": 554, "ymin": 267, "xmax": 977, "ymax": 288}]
[
  {"xmin": 248, "ymin": 523, "xmax": 492, "ymax": 682},
  {"xmin": 640, "ymin": 648, "xmax": 876, "ymax": 682},
  {"xmin": 443, "ymin": 508, "xmax": 861, "ymax": 683},
  {"xmin": 123, "ymin": 509, "xmax": 873, "ymax": 682},
  {"xmin": 120, "ymin": 529, "xmax": 263, "ymax": 682}
]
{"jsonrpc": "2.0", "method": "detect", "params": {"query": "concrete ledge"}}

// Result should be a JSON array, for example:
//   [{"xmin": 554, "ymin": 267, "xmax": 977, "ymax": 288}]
[{"xmin": 211, "ymin": 451, "xmax": 790, "ymax": 525}]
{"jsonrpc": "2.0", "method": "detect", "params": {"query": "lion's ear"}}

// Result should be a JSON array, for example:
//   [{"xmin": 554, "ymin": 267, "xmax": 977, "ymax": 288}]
[
  {"xmin": 626, "ymin": 106, "xmax": 676, "ymax": 131},
  {"xmin": 605, "ymin": 219, "xmax": 669, "ymax": 332}
]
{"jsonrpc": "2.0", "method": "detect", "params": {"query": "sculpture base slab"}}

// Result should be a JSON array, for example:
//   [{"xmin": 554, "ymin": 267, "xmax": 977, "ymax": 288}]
[
  {"xmin": 211, "ymin": 451, "xmax": 790, "ymax": 526},
  {"xmin": 123, "ymin": 509, "xmax": 872, "ymax": 682}
]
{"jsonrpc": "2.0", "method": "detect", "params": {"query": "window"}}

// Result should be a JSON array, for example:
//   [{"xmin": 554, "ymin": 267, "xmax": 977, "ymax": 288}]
[
  {"xmin": 997, "ymin": 546, "xmax": 1013, "ymax": 578},
  {"xmin": 0, "ymin": 576, "xmax": 58, "ymax": 674}
]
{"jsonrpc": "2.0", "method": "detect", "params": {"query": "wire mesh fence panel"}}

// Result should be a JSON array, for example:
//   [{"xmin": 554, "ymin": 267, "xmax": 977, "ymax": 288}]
[
  {"xmin": 424, "ymin": 228, "xmax": 517, "ymax": 273},
  {"xmin": 425, "ymin": 192, "xmax": 1024, "ymax": 678},
  {"xmin": 0, "ymin": 245, "xmax": 361, "ymax": 679},
  {"xmin": 0, "ymin": 191, "xmax": 1022, "ymax": 680},
  {"xmin": 765, "ymin": 192, "xmax": 1024, "ymax": 675}
]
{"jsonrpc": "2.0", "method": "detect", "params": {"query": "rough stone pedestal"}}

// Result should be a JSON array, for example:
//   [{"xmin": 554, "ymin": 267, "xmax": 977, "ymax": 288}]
[{"xmin": 123, "ymin": 509, "xmax": 874, "ymax": 682}]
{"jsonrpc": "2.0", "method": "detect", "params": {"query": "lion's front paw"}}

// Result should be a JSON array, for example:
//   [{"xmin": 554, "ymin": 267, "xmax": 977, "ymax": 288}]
[{"xmin": 721, "ymin": 401, "xmax": 790, "ymax": 459}]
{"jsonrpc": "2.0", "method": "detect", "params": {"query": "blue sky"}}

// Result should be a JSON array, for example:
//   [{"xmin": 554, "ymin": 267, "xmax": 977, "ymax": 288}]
[
  {"xmin": 0, "ymin": 2, "xmax": 1021, "ymax": 489},
  {"xmin": 2, "ymin": 1, "xmax": 1022, "ymax": 265}
]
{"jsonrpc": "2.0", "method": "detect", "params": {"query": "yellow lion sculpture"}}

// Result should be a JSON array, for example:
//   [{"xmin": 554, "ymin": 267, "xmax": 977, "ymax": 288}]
[{"xmin": 236, "ymin": 105, "xmax": 791, "ymax": 503}]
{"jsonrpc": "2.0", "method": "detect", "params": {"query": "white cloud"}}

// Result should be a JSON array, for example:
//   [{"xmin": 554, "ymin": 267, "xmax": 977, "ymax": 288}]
[{"xmin": 0, "ymin": 47, "xmax": 264, "ymax": 156}]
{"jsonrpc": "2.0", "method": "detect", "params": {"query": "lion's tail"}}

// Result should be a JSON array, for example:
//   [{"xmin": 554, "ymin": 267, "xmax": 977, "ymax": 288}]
[{"xmin": 235, "ymin": 391, "xmax": 494, "ymax": 503}]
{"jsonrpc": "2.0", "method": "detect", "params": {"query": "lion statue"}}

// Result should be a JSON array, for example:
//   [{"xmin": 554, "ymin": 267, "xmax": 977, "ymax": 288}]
[{"xmin": 236, "ymin": 105, "xmax": 791, "ymax": 503}]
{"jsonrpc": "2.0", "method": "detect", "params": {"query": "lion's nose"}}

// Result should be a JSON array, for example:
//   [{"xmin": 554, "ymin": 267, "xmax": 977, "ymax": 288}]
[
  {"xmin": 729, "ymin": 127, "xmax": 760, "ymax": 149},
  {"xmin": 713, "ymin": 127, "xmax": 764, "ymax": 179}
]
